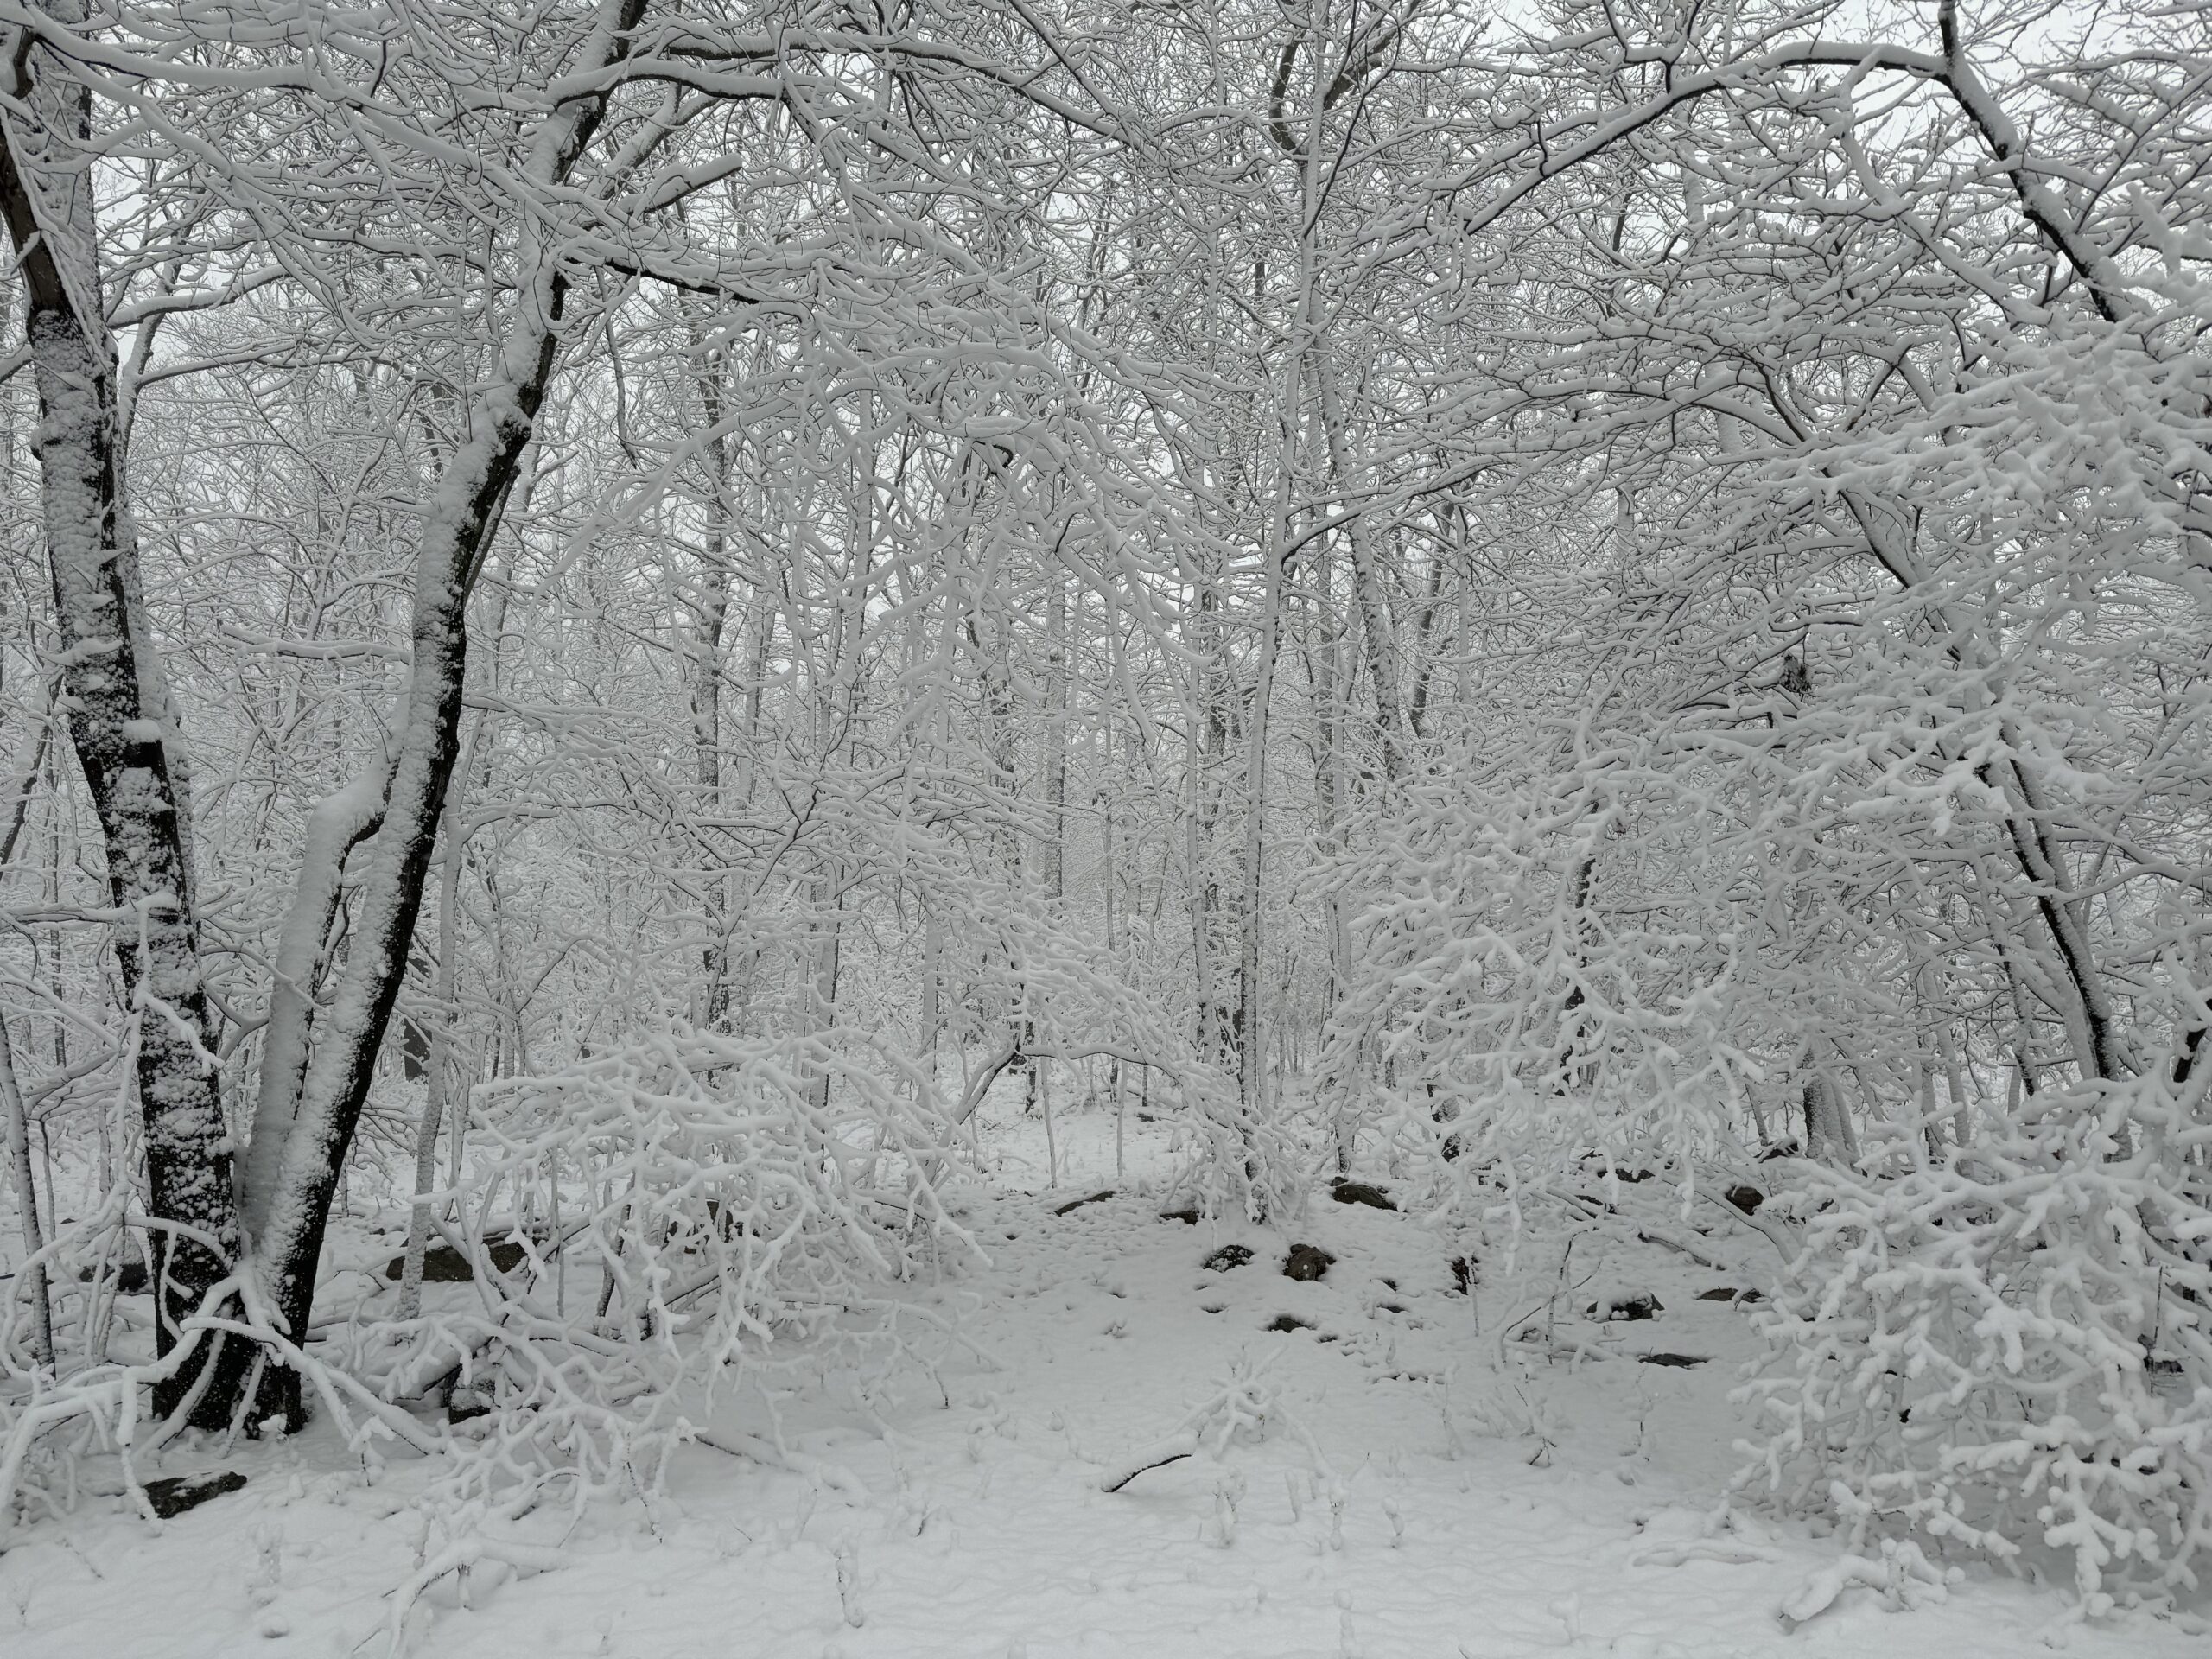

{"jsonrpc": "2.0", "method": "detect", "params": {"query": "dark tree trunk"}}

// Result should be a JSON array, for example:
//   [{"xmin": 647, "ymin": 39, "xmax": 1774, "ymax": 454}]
[
  {"xmin": 245, "ymin": 0, "xmax": 647, "ymax": 1409},
  {"xmin": 0, "ymin": 16, "xmax": 258, "ymax": 1427},
  {"xmin": 248, "ymin": 283, "xmax": 569, "ymax": 1409}
]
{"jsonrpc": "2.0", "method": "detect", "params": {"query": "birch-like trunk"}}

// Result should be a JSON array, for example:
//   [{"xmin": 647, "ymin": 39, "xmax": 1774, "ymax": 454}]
[
  {"xmin": 1189, "ymin": 576, "xmax": 1233, "ymax": 1070},
  {"xmin": 692, "ymin": 353, "xmax": 734, "ymax": 1029},
  {"xmin": 237, "ymin": 774, "xmax": 386, "ymax": 1242},
  {"xmin": 1045, "ymin": 569, "xmax": 1068, "ymax": 908},
  {"xmin": 1236, "ymin": 327, "xmax": 1304, "ymax": 1118},
  {"xmin": 397, "ymin": 713, "xmax": 478, "ymax": 1321},
  {"xmin": 1236, "ymin": 542, "xmax": 1285, "ymax": 1120},
  {"xmin": 0, "ymin": 1020, "xmax": 51, "ymax": 1369},
  {"xmin": 1309, "ymin": 549, "xmax": 1347, "ymax": 1015},
  {"xmin": 1942, "ymin": 1031, "xmax": 1974, "ymax": 1146},
  {"xmin": 1315, "ymin": 357, "xmax": 1405, "ymax": 779},
  {"xmin": 1802, "ymin": 1072, "xmax": 1848, "ymax": 1165},
  {"xmin": 0, "ymin": 6, "xmax": 254, "ymax": 1425},
  {"xmin": 0, "ymin": 708, "xmax": 54, "ymax": 1365}
]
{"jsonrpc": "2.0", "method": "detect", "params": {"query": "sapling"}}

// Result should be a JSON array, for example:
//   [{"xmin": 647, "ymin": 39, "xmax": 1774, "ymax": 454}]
[{"xmin": 835, "ymin": 1538, "xmax": 864, "ymax": 1627}]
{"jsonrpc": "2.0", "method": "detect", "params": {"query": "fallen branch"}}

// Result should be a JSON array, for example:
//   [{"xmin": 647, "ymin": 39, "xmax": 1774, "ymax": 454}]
[{"xmin": 1098, "ymin": 1429, "xmax": 1197, "ymax": 1493}]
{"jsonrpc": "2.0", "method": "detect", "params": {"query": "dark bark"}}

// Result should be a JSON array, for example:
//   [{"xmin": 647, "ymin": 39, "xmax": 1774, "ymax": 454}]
[
  {"xmin": 1802, "ymin": 1072, "xmax": 1849, "ymax": 1166},
  {"xmin": 0, "ymin": 19, "xmax": 263, "ymax": 1427},
  {"xmin": 245, "ymin": 0, "xmax": 651, "ymax": 1420},
  {"xmin": 252, "ymin": 287, "xmax": 567, "ymax": 1395}
]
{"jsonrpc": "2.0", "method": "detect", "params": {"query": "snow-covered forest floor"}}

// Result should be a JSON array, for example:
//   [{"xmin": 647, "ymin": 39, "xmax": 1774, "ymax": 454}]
[
  {"xmin": 9, "ymin": 2, "xmax": 2212, "ymax": 1649},
  {"xmin": 3, "ymin": 1102, "xmax": 2202, "ymax": 1659}
]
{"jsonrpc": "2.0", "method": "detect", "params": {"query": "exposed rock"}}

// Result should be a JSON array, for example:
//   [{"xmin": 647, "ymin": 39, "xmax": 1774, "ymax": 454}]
[
  {"xmin": 142, "ymin": 1471, "xmax": 246, "ymax": 1518},
  {"xmin": 79, "ymin": 1259, "xmax": 149, "ymax": 1294},
  {"xmin": 1329, "ymin": 1178, "xmax": 1396, "ymax": 1211},
  {"xmin": 1697, "ymin": 1286, "xmax": 1764, "ymax": 1304},
  {"xmin": 1724, "ymin": 1185, "xmax": 1764, "ymax": 1216},
  {"xmin": 1264, "ymin": 1313, "xmax": 1314, "ymax": 1333},
  {"xmin": 1202, "ymin": 1244, "xmax": 1254, "ymax": 1272},
  {"xmin": 1590, "ymin": 1293, "xmax": 1662, "ymax": 1321},
  {"xmin": 385, "ymin": 1238, "xmax": 530, "ymax": 1282},
  {"xmin": 1281, "ymin": 1243, "xmax": 1336, "ymax": 1282},
  {"xmin": 1158, "ymin": 1206, "xmax": 1202, "ymax": 1226}
]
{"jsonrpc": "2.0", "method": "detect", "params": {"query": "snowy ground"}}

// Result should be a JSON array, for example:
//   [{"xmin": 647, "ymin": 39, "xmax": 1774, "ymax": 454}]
[{"xmin": 3, "ymin": 1104, "xmax": 2205, "ymax": 1657}]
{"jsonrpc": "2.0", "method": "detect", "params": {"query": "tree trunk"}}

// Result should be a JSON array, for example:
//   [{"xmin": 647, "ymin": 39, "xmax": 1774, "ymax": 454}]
[
  {"xmin": 1309, "ymin": 553, "xmax": 1347, "ymax": 1019},
  {"xmin": 397, "ymin": 720, "xmax": 475, "ymax": 1322},
  {"xmin": 0, "ymin": 11, "xmax": 256, "ymax": 1427},
  {"xmin": 245, "ymin": 0, "xmax": 648, "ymax": 1415},
  {"xmin": 0, "ymin": 696, "xmax": 55, "ymax": 1366},
  {"xmin": 1045, "ymin": 569, "xmax": 1068, "ymax": 908},
  {"xmin": 692, "ymin": 350, "xmax": 734, "ymax": 1030},
  {"xmin": 919, "ymin": 901, "xmax": 944, "ymax": 1080},
  {"xmin": 248, "ymin": 276, "xmax": 569, "ymax": 1391},
  {"xmin": 1238, "ymin": 385, "xmax": 1300, "ymax": 1115},
  {"xmin": 1802, "ymin": 1071, "xmax": 1849, "ymax": 1165},
  {"xmin": 1942, "ymin": 1031, "xmax": 1974, "ymax": 1147},
  {"xmin": 1, "ymin": 1019, "xmax": 52, "ymax": 1369},
  {"xmin": 1315, "ymin": 357, "xmax": 1405, "ymax": 779},
  {"xmin": 1916, "ymin": 1058, "xmax": 1946, "ymax": 1161},
  {"xmin": 238, "ymin": 775, "xmax": 387, "ymax": 1243}
]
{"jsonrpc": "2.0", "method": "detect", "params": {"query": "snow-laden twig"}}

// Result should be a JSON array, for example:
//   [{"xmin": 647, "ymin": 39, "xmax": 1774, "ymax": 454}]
[
  {"xmin": 1738, "ymin": 1069, "xmax": 2212, "ymax": 1605},
  {"xmin": 1099, "ymin": 1351, "xmax": 1336, "ymax": 1493}
]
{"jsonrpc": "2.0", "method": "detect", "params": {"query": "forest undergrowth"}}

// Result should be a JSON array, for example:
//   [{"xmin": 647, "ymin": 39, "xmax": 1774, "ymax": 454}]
[
  {"xmin": 3, "ymin": 1096, "xmax": 2207, "ymax": 1658},
  {"xmin": 3, "ymin": 1, "xmax": 2211, "ymax": 1648}
]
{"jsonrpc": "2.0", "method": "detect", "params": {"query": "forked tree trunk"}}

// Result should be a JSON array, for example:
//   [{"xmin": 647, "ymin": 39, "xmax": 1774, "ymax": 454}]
[
  {"xmin": 245, "ymin": 269, "xmax": 580, "ymax": 1416},
  {"xmin": 241, "ymin": 0, "xmax": 650, "ymax": 1424}
]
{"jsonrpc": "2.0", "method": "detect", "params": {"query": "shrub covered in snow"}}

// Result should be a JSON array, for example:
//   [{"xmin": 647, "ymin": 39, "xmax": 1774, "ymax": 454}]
[
  {"xmin": 0, "ymin": 1025, "xmax": 977, "ymax": 1544},
  {"xmin": 354, "ymin": 1025, "xmax": 979, "ymax": 1505},
  {"xmin": 1738, "ymin": 1077, "xmax": 2212, "ymax": 1606}
]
